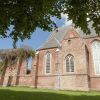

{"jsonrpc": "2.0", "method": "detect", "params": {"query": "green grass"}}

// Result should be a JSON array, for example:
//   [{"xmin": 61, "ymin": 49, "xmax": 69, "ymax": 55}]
[{"xmin": 0, "ymin": 87, "xmax": 100, "ymax": 100}]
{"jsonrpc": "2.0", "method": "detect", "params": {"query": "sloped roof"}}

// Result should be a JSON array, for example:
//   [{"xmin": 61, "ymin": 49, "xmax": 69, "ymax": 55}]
[
  {"xmin": 39, "ymin": 25, "xmax": 72, "ymax": 49},
  {"xmin": 39, "ymin": 24, "xmax": 98, "ymax": 50}
]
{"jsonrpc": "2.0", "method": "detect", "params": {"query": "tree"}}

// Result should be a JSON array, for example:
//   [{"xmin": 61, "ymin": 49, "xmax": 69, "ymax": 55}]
[
  {"xmin": 0, "ymin": 0, "xmax": 100, "ymax": 48},
  {"xmin": 63, "ymin": 0, "xmax": 100, "ymax": 35}
]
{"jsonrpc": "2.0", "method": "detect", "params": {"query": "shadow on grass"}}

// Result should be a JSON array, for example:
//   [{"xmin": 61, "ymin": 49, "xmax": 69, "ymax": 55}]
[{"xmin": 0, "ymin": 89, "xmax": 100, "ymax": 100}]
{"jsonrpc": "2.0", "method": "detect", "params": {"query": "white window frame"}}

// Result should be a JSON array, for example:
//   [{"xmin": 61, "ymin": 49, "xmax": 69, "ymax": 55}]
[
  {"xmin": 44, "ymin": 52, "xmax": 52, "ymax": 75},
  {"xmin": 65, "ymin": 54, "xmax": 74, "ymax": 73},
  {"xmin": 92, "ymin": 41, "xmax": 100, "ymax": 75}
]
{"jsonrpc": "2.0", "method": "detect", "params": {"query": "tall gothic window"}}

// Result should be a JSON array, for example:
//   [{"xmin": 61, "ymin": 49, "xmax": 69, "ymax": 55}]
[
  {"xmin": 26, "ymin": 57, "xmax": 33, "ymax": 74},
  {"xmin": 45, "ymin": 52, "xmax": 51, "ymax": 74},
  {"xmin": 92, "ymin": 41, "xmax": 100, "ymax": 74},
  {"xmin": 66, "ymin": 54, "xmax": 74, "ymax": 72}
]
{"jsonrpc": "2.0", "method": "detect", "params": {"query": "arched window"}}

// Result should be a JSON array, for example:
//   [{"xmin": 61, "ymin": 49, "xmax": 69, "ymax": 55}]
[
  {"xmin": 45, "ymin": 52, "xmax": 51, "ymax": 74},
  {"xmin": 92, "ymin": 41, "xmax": 100, "ymax": 74},
  {"xmin": 66, "ymin": 54, "xmax": 74, "ymax": 72}
]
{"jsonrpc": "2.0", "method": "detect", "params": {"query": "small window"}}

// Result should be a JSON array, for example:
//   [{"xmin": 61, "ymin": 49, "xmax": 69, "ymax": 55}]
[
  {"xmin": 45, "ymin": 52, "xmax": 51, "ymax": 74},
  {"xmin": 66, "ymin": 54, "xmax": 74, "ymax": 72},
  {"xmin": 26, "ymin": 57, "xmax": 33, "ymax": 74}
]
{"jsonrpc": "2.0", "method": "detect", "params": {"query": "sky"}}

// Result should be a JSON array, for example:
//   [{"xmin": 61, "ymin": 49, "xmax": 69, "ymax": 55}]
[{"xmin": 0, "ymin": 14, "xmax": 72, "ymax": 50}]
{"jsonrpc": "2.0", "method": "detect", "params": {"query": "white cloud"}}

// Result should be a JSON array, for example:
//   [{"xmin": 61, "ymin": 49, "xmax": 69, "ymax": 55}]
[{"xmin": 61, "ymin": 13, "xmax": 72, "ymax": 26}]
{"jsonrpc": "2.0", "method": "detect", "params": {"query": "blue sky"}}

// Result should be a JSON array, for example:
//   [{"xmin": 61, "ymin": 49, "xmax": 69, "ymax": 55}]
[{"xmin": 0, "ymin": 14, "xmax": 72, "ymax": 50}]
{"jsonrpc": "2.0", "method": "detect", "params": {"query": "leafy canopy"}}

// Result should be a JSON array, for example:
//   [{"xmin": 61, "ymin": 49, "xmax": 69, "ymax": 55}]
[{"xmin": 0, "ymin": 0, "xmax": 100, "ymax": 48}]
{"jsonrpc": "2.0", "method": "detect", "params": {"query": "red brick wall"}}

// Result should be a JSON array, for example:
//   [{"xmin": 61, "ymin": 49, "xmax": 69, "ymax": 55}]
[
  {"xmin": 37, "ymin": 48, "xmax": 57, "ymax": 76},
  {"xmin": 59, "ymin": 29, "xmax": 89, "ymax": 90},
  {"xmin": 84, "ymin": 37, "xmax": 100, "ymax": 90},
  {"xmin": 35, "ymin": 29, "xmax": 100, "ymax": 91},
  {"xmin": 0, "ymin": 27, "xmax": 100, "ymax": 91},
  {"xmin": 36, "ymin": 29, "xmax": 89, "ymax": 91},
  {"xmin": 36, "ymin": 48, "xmax": 58, "ymax": 89},
  {"xmin": 1, "ymin": 59, "xmax": 34, "ymax": 87}
]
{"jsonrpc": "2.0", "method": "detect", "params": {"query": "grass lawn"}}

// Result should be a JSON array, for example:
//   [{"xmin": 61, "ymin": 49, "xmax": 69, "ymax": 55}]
[{"xmin": 0, "ymin": 87, "xmax": 100, "ymax": 100}]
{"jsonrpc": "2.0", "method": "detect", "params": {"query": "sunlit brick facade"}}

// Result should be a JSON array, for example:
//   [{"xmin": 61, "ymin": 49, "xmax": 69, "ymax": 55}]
[{"xmin": 0, "ymin": 25, "xmax": 100, "ymax": 91}]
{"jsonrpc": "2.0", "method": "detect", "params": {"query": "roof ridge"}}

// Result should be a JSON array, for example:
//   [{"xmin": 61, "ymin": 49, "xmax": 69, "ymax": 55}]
[{"xmin": 38, "ymin": 25, "xmax": 72, "ymax": 50}]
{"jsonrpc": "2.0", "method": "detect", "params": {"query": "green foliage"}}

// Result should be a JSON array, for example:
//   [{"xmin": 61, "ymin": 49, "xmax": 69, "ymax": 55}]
[
  {"xmin": 0, "ymin": 48, "xmax": 35, "ymax": 74},
  {"xmin": 18, "ymin": 48, "xmax": 35, "ymax": 60},
  {"xmin": 63, "ymin": 0, "xmax": 100, "ymax": 35},
  {"xmin": 0, "ymin": 0, "xmax": 59, "ymax": 48},
  {"xmin": 0, "ymin": 0, "xmax": 100, "ymax": 47}
]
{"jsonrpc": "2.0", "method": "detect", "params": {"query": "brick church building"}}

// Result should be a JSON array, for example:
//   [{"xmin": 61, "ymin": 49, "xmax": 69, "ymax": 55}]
[{"xmin": 0, "ymin": 25, "xmax": 100, "ymax": 91}]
